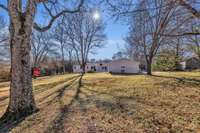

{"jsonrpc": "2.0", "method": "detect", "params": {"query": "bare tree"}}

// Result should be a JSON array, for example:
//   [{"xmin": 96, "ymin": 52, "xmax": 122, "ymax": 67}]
[
  {"xmin": 186, "ymin": 20, "xmax": 200, "ymax": 59},
  {"xmin": 52, "ymin": 17, "xmax": 68, "ymax": 74},
  {"xmin": 105, "ymin": 0, "xmax": 200, "ymax": 36},
  {"xmin": 177, "ymin": 0, "xmax": 200, "ymax": 19},
  {"xmin": 65, "ymin": 9, "xmax": 106, "ymax": 73},
  {"xmin": 112, "ymin": 51, "xmax": 127, "ymax": 60},
  {"xmin": 31, "ymin": 30, "xmax": 55, "ymax": 67},
  {"xmin": 0, "ymin": 17, "xmax": 7, "ymax": 44},
  {"xmin": 125, "ymin": 0, "xmax": 176, "ymax": 75},
  {"xmin": 0, "ymin": 0, "xmax": 84, "ymax": 123},
  {"xmin": 0, "ymin": 16, "xmax": 9, "ymax": 59}
]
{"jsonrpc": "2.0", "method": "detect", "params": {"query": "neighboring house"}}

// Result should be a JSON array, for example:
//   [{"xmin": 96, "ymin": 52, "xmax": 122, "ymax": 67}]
[
  {"xmin": 108, "ymin": 59, "xmax": 140, "ymax": 74},
  {"xmin": 180, "ymin": 61, "xmax": 186, "ymax": 70},
  {"xmin": 186, "ymin": 57, "xmax": 200, "ymax": 70},
  {"xmin": 73, "ymin": 62, "xmax": 109, "ymax": 73},
  {"xmin": 180, "ymin": 57, "xmax": 200, "ymax": 70}
]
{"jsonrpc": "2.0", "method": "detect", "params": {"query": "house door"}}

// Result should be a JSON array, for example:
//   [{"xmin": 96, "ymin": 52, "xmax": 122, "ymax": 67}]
[{"xmin": 91, "ymin": 66, "xmax": 96, "ymax": 71}]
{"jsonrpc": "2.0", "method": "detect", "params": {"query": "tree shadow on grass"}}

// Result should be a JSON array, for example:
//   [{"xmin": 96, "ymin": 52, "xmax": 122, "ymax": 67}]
[
  {"xmin": 42, "ymin": 74, "xmax": 200, "ymax": 132},
  {"xmin": 37, "ymin": 75, "xmax": 81, "ymax": 105},
  {"xmin": 34, "ymin": 75, "xmax": 81, "ymax": 95},
  {"xmin": 44, "ymin": 74, "xmax": 84, "ymax": 133},
  {"xmin": 0, "ymin": 110, "xmax": 39, "ymax": 133},
  {"xmin": 0, "ymin": 75, "xmax": 82, "ymax": 133},
  {"xmin": 44, "ymin": 75, "xmax": 137, "ymax": 133},
  {"xmin": 110, "ymin": 73, "xmax": 143, "ymax": 76},
  {"xmin": 152, "ymin": 74, "xmax": 200, "ymax": 86},
  {"xmin": 81, "ymin": 87, "xmax": 137, "ymax": 111}
]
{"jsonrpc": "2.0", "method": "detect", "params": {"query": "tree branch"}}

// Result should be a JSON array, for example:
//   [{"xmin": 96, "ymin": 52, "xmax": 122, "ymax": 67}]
[
  {"xmin": 33, "ymin": 0, "xmax": 84, "ymax": 32},
  {"xmin": 0, "ymin": 38, "xmax": 9, "ymax": 44},
  {"xmin": 177, "ymin": 0, "xmax": 200, "ymax": 19},
  {"xmin": 161, "ymin": 32, "xmax": 200, "ymax": 37},
  {"xmin": 0, "ymin": 3, "xmax": 8, "ymax": 11}
]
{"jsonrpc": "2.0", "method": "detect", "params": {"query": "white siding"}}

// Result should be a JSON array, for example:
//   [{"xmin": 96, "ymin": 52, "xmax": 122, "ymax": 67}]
[
  {"xmin": 109, "ymin": 59, "xmax": 140, "ymax": 74},
  {"xmin": 73, "ymin": 59, "xmax": 139, "ymax": 74},
  {"xmin": 73, "ymin": 65, "xmax": 82, "ymax": 73},
  {"xmin": 73, "ymin": 63, "xmax": 109, "ymax": 73}
]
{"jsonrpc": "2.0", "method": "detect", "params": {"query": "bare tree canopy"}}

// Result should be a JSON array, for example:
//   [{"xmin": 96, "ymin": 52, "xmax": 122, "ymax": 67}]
[
  {"xmin": 51, "ymin": 17, "xmax": 69, "ymax": 74},
  {"xmin": 65, "ymin": 8, "xmax": 106, "ymax": 73},
  {"xmin": 0, "ymin": 0, "xmax": 84, "ymax": 31},
  {"xmin": 0, "ymin": 16, "xmax": 9, "ymax": 59},
  {"xmin": 0, "ymin": 17, "xmax": 8, "ymax": 45},
  {"xmin": 125, "ymin": 0, "xmax": 177, "ymax": 75},
  {"xmin": 185, "ymin": 20, "xmax": 200, "ymax": 59},
  {"xmin": 177, "ymin": 0, "xmax": 200, "ymax": 19},
  {"xmin": 31, "ymin": 30, "xmax": 56, "ymax": 67},
  {"xmin": 105, "ymin": 0, "xmax": 200, "ymax": 36}
]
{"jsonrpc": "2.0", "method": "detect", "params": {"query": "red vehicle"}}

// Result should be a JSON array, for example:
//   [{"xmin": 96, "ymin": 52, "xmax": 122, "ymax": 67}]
[{"xmin": 33, "ymin": 67, "xmax": 40, "ymax": 78}]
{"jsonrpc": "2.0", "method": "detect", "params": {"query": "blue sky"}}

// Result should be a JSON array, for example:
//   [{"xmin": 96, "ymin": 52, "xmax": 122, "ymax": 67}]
[
  {"xmin": 89, "ymin": 6, "xmax": 129, "ymax": 60},
  {"xmin": 0, "ymin": 1, "xmax": 129, "ymax": 60},
  {"xmin": 90, "ymin": 17, "xmax": 128, "ymax": 60}
]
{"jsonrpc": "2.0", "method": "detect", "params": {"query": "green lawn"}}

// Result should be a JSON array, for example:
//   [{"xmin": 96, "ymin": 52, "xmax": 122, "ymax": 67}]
[{"xmin": 0, "ymin": 72, "xmax": 200, "ymax": 132}]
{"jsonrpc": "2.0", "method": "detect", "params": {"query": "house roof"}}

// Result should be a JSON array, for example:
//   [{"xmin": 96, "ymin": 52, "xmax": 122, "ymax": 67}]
[
  {"xmin": 73, "ymin": 58, "xmax": 139, "ymax": 66},
  {"xmin": 110, "ymin": 58, "xmax": 139, "ymax": 64}
]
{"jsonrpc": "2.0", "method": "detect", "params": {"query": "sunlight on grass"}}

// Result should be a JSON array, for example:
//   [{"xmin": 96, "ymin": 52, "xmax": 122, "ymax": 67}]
[{"xmin": 0, "ymin": 72, "xmax": 200, "ymax": 132}]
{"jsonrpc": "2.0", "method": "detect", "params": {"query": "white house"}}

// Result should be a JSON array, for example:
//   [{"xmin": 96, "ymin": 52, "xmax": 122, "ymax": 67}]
[
  {"xmin": 73, "ymin": 62, "xmax": 109, "ymax": 73},
  {"xmin": 73, "ymin": 59, "xmax": 140, "ymax": 74},
  {"xmin": 108, "ymin": 59, "xmax": 140, "ymax": 74}
]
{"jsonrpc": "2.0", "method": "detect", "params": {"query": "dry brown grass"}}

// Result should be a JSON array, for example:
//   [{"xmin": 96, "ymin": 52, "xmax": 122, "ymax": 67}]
[
  {"xmin": 0, "ymin": 67, "xmax": 10, "ymax": 82},
  {"xmin": 0, "ymin": 72, "xmax": 200, "ymax": 133}
]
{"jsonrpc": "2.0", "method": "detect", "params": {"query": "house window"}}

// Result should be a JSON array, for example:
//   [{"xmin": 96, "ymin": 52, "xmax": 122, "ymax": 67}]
[
  {"xmin": 121, "ymin": 69, "xmax": 125, "ymax": 73},
  {"xmin": 102, "ymin": 66, "xmax": 107, "ymax": 71},
  {"xmin": 91, "ymin": 66, "xmax": 96, "ymax": 71},
  {"xmin": 121, "ymin": 66, "xmax": 125, "ymax": 69},
  {"xmin": 121, "ymin": 66, "xmax": 125, "ymax": 73}
]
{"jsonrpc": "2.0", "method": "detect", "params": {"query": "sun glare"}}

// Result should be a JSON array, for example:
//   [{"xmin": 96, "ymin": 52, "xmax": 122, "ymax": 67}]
[{"xmin": 93, "ymin": 11, "xmax": 100, "ymax": 21}]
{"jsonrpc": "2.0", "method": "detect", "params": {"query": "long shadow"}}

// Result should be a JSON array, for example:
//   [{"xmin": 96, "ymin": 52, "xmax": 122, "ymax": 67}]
[
  {"xmin": 152, "ymin": 74, "xmax": 200, "ymax": 86},
  {"xmin": 110, "ymin": 73, "xmax": 143, "ymax": 76},
  {"xmin": 0, "ymin": 76, "xmax": 81, "ymax": 108},
  {"xmin": 41, "ymin": 76, "xmax": 81, "ymax": 107},
  {"xmin": 0, "ymin": 75, "xmax": 81, "ymax": 133},
  {"xmin": 0, "ymin": 96, "xmax": 8, "ymax": 102},
  {"xmin": 34, "ymin": 75, "xmax": 81, "ymax": 95},
  {"xmin": 0, "ymin": 84, "xmax": 9, "ymax": 89},
  {"xmin": 67, "ymin": 86, "xmax": 138, "ymax": 130},
  {"xmin": 38, "ymin": 74, "xmax": 200, "ymax": 132},
  {"xmin": 0, "ymin": 89, "xmax": 9, "ymax": 93},
  {"xmin": 44, "ymin": 74, "xmax": 84, "ymax": 133},
  {"xmin": 0, "ymin": 80, "xmax": 67, "ymax": 105},
  {"xmin": 37, "ymin": 75, "xmax": 81, "ymax": 105}
]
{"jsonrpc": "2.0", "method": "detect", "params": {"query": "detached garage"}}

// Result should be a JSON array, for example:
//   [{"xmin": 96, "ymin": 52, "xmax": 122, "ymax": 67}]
[{"xmin": 109, "ymin": 59, "xmax": 140, "ymax": 74}]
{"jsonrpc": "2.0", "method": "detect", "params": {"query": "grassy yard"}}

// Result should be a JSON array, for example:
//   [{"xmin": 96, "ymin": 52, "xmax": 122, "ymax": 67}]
[{"xmin": 0, "ymin": 72, "xmax": 200, "ymax": 132}]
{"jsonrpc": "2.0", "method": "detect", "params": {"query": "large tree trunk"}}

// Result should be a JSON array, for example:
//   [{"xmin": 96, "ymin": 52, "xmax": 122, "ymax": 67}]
[
  {"xmin": 82, "ymin": 63, "xmax": 86, "ymax": 74},
  {"xmin": 146, "ymin": 60, "xmax": 152, "ymax": 75},
  {"xmin": 1, "ymin": 1, "xmax": 38, "ymax": 123},
  {"xmin": 1, "ymin": 25, "xmax": 38, "ymax": 122},
  {"xmin": 61, "ymin": 47, "xmax": 65, "ymax": 74}
]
